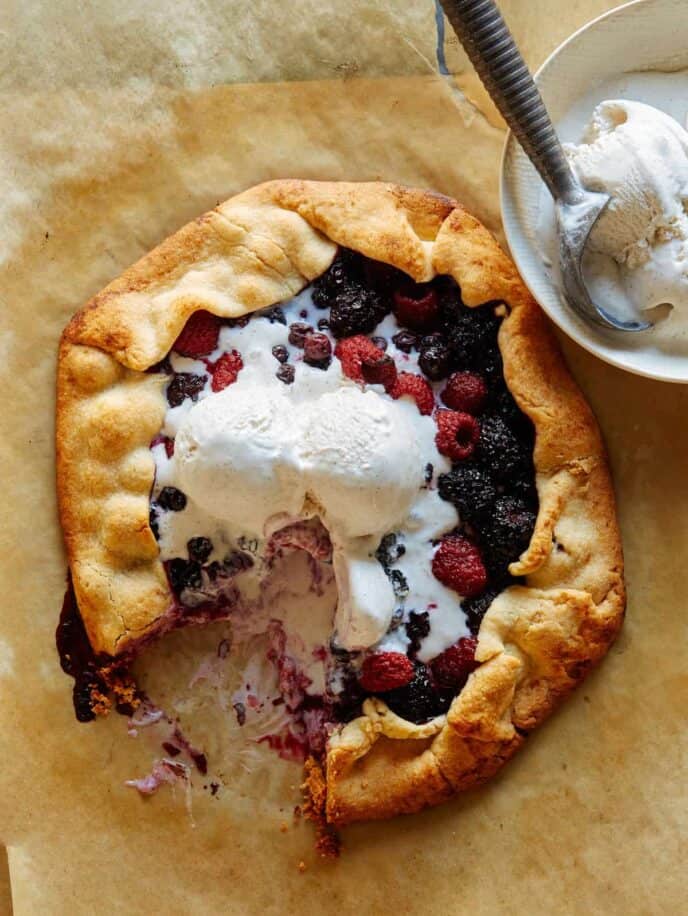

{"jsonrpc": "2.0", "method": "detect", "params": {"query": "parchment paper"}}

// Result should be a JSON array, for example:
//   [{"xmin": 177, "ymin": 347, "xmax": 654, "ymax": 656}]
[{"xmin": 1, "ymin": 1, "xmax": 685, "ymax": 913}]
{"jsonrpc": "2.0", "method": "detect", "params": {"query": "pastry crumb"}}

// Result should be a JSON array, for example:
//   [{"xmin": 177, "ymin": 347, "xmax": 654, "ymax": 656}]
[{"xmin": 298, "ymin": 861, "xmax": 307, "ymax": 873}]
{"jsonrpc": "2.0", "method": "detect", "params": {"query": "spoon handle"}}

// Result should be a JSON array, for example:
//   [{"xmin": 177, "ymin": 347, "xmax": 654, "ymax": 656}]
[{"xmin": 439, "ymin": 0, "xmax": 580, "ymax": 204}]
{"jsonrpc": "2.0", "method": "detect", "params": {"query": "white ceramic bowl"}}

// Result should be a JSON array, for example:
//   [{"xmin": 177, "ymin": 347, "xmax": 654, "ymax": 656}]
[{"xmin": 501, "ymin": 0, "xmax": 688, "ymax": 382}]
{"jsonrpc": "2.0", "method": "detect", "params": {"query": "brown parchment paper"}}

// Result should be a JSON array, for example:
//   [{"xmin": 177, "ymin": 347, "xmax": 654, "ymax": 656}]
[{"xmin": 1, "ymin": 1, "xmax": 686, "ymax": 913}]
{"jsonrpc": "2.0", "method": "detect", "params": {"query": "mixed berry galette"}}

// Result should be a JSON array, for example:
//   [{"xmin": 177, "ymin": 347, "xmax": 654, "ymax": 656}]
[{"xmin": 56, "ymin": 181, "xmax": 624, "ymax": 846}]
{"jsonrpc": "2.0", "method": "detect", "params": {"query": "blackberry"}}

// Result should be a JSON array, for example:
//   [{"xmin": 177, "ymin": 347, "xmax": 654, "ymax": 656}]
[
  {"xmin": 167, "ymin": 558, "xmax": 202, "ymax": 593},
  {"xmin": 392, "ymin": 330, "xmax": 418, "ymax": 353},
  {"xmin": 303, "ymin": 332, "xmax": 332, "ymax": 369},
  {"xmin": 418, "ymin": 333, "xmax": 452, "ymax": 380},
  {"xmin": 157, "ymin": 486, "xmax": 187, "ymax": 512},
  {"xmin": 383, "ymin": 662, "xmax": 448, "ymax": 723},
  {"xmin": 288, "ymin": 322, "xmax": 313, "ymax": 347},
  {"xmin": 264, "ymin": 305, "xmax": 287, "ymax": 325},
  {"xmin": 375, "ymin": 533, "xmax": 406, "ymax": 570},
  {"xmin": 476, "ymin": 416, "xmax": 530, "ymax": 482},
  {"xmin": 149, "ymin": 507, "xmax": 160, "ymax": 540},
  {"xmin": 166, "ymin": 373, "xmax": 205, "ymax": 408},
  {"xmin": 438, "ymin": 465, "xmax": 496, "ymax": 524},
  {"xmin": 389, "ymin": 569, "xmax": 409, "ymax": 600},
  {"xmin": 187, "ymin": 536, "xmax": 213, "ymax": 564},
  {"xmin": 276, "ymin": 364, "xmax": 295, "ymax": 385},
  {"xmin": 406, "ymin": 611, "xmax": 430, "ymax": 656},
  {"xmin": 462, "ymin": 588, "xmax": 499, "ymax": 634},
  {"xmin": 328, "ymin": 284, "xmax": 388, "ymax": 338},
  {"xmin": 448, "ymin": 306, "xmax": 500, "ymax": 368},
  {"xmin": 272, "ymin": 344, "xmax": 289, "ymax": 363},
  {"xmin": 312, "ymin": 249, "xmax": 364, "ymax": 309},
  {"xmin": 73, "ymin": 669, "xmax": 101, "ymax": 723},
  {"xmin": 489, "ymin": 385, "xmax": 534, "ymax": 440},
  {"xmin": 363, "ymin": 257, "xmax": 407, "ymax": 294},
  {"xmin": 480, "ymin": 496, "xmax": 536, "ymax": 576}
]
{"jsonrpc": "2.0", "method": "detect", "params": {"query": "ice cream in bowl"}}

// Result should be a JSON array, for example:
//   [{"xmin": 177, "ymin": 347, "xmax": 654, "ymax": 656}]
[{"xmin": 501, "ymin": 0, "xmax": 688, "ymax": 382}]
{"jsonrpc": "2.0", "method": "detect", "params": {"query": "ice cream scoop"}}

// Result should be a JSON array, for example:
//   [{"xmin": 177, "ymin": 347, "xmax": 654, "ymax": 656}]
[
  {"xmin": 174, "ymin": 379, "xmax": 427, "ymax": 649},
  {"xmin": 565, "ymin": 100, "xmax": 688, "ymax": 317},
  {"xmin": 439, "ymin": 0, "xmax": 650, "ymax": 332}
]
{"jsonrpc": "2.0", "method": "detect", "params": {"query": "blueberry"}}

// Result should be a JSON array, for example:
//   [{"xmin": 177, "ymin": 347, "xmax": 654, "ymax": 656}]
[
  {"xmin": 264, "ymin": 306, "xmax": 287, "ymax": 325},
  {"xmin": 272, "ymin": 344, "xmax": 289, "ymax": 363},
  {"xmin": 392, "ymin": 330, "xmax": 418, "ymax": 353},
  {"xmin": 187, "ymin": 536, "xmax": 213, "ymax": 564},
  {"xmin": 276, "ymin": 364, "xmax": 295, "ymax": 385},
  {"xmin": 166, "ymin": 373, "xmax": 205, "ymax": 408},
  {"xmin": 167, "ymin": 558, "xmax": 202, "ymax": 593},
  {"xmin": 406, "ymin": 611, "xmax": 430, "ymax": 656},
  {"xmin": 288, "ymin": 322, "xmax": 314, "ymax": 347},
  {"xmin": 157, "ymin": 487, "xmax": 187, "ymax": 512},
  {"xmin": 303, "ymin": 332, "xmax": 332, "ymax": 369},
  {"xmin": 418, "ymin": 333, "xmax": 452, "ymax": 380}
]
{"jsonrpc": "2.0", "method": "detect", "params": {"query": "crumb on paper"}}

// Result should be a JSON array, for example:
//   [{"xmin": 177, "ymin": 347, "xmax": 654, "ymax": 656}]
[{"xmin": 298, "ymin": 861, "xmax": 307, "ymax": 873}]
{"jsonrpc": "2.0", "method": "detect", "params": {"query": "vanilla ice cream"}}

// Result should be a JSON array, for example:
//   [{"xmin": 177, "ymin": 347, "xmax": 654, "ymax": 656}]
[
  {"xmin": 175, "ymin": 382, "xmax": 305, "ymax": 536},
  {"xmin": 565, "ymin": 99, "xmax": 688, "ymax": 320},
  {"xmin": 173, "ymin": 365, "xmax": 431, "ymax": 649}
]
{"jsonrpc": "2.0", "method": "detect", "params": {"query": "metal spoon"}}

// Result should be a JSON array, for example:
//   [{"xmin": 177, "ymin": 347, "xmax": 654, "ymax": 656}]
[{"xmin": 438, "ymin": 0, "xmax": 651, "ymax": 332}]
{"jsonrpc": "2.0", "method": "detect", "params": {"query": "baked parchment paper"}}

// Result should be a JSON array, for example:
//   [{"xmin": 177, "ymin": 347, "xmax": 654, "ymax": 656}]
[{"xmin": 1, "ymin": 1, "xmax": 685, "ymax": 913}]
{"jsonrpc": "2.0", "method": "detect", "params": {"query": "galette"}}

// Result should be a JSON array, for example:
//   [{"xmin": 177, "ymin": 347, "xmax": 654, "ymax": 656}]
[{"xmin": 56, "ymin": 180, "xmax": 625, "ymax": 850}]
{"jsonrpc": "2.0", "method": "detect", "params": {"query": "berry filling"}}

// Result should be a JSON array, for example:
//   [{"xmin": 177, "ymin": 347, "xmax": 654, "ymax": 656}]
[{"xmin": 60, "ymin": 248, "xmax": 537, "ymax": 767}]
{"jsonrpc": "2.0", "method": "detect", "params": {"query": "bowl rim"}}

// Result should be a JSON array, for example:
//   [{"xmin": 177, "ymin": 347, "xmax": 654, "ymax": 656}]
[{"xmin": 499, "ymin": 0, "xmax": 688, "ymax": 384}]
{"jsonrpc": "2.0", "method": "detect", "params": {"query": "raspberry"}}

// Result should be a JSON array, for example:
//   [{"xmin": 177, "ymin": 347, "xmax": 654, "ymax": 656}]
[
  {"xmin": 392, "ymin": 285, "xmax": 439, "ymax": 331},
  {"xmin": 173, "ymin": 310, "xmax": 221, "ymax": 357},
  {"xmin": 441, "ymin": 371, "xmax": 488, "ymax": 414},
  {"xmin": 437, "ymin": 465, "xmax": 496, "ymax": 523},
  {"xmin": 334, "ymin": 335, "xmax": 382, "ymax": 382},
  {"xmin": 151, "ymin": 434, "xmax": 175, "ymax": 458},
  {"xmin": 432, "ymin": 536, "xmax": 487, "ymax": 597},
  {"xmin": 359, "ymin": 651, "xmax": 414, "ymax": 693},
  {"xmin": 303, "ymin": 332, "xmax": 332, "ymax": 369},
  {"xmin": 418, "ymin": 333, "xmax": 453, "ymax": 381},
  {"xmin": 210, "ymin": 350, "xmax": 243, "ymax": 391},
  {"xmin": 430, "ymin": 637, "xmax": 479, "ymax": 691},
  {"xmin": 166, "ymin": 373, "xmax": 205, "ymax": 408},
  {"xmin": 383, "ymin": 662, "xmax": 448, "ymax": 722},
  {"xmin": 361, "ymin": 353, "xmax": 398, "ymax": 391},
  {"xmin": 390, "ymin": 372, "xmax": 434, "ymax": 415},
  {"xmin": 435, "ymin": 409, "xmax": 480, "ymax": 460}
]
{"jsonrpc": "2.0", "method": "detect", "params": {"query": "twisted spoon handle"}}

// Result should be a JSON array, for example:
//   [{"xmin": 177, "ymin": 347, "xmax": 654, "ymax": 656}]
[{"xmin": 439, "ymin": 0, "xmax": 581, "ymax": 204}]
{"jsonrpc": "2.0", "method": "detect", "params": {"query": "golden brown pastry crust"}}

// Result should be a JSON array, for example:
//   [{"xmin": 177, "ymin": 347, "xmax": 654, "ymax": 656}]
[{"xmin": 56, "ymin": 180, "xmax": 625, "ymax": 825}]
